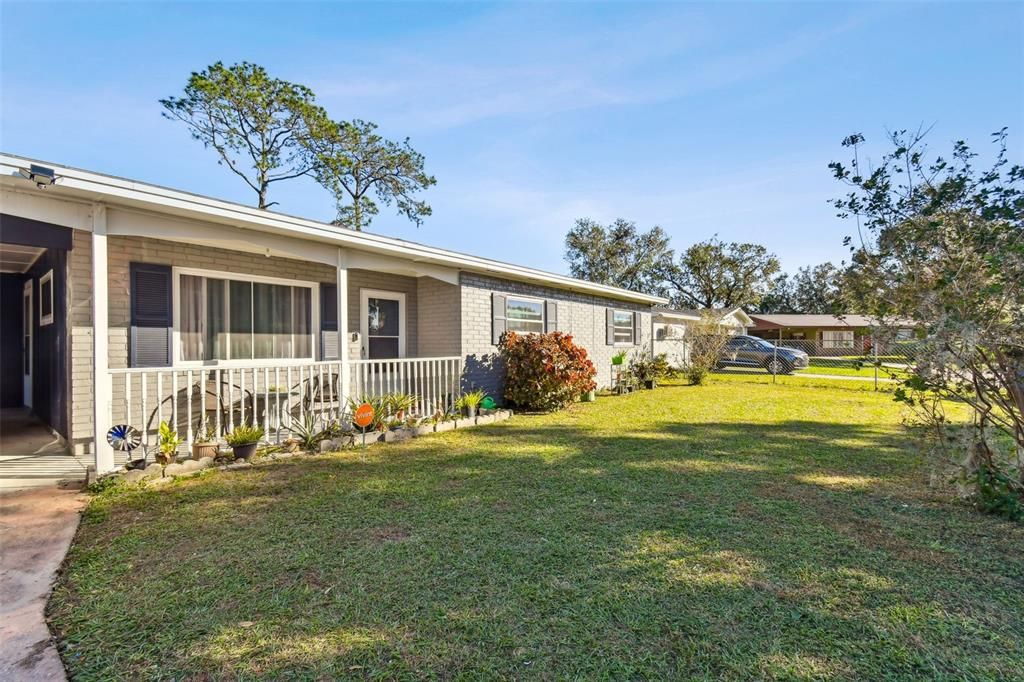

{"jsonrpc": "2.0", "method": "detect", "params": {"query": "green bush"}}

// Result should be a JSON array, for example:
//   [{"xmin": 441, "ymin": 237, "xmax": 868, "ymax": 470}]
[{"xmin": 499, "ymin": 331, "xmax": 597, "ymax": 411}]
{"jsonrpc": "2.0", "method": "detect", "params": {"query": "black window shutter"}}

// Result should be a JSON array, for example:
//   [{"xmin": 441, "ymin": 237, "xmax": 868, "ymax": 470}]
[
  {"xmin": 491, "ymin": 293, "xmax": 507, "ymax": 345},
  {"xmin": 606, "ymin": 308, "xmax": 615, "ymax": 345},
  {"xmin": 320, "ymin": 283, "xmax": 339, "ymax": 360},
  {"xmin": 633, "ymin": 311, "xmax": 641, "ymax": 345},
  {"xmin": 545, "ymin": 301, "xmax": 558, "ymax": 333},
  {"xmin": 130, "ymin": 263, "xmax": 172, "ymax": 367}
]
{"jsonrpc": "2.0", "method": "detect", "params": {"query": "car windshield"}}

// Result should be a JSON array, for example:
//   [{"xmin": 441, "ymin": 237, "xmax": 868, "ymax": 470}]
[{"xmin": 749, "ymin": 338, "xmax": 775, "ymax": 349}]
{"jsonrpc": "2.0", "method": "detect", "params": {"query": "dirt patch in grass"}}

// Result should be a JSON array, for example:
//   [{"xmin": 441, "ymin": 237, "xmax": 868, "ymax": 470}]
[{"xmin": 367, "ymin": 526, "xmax": 411, "ymax": 543}]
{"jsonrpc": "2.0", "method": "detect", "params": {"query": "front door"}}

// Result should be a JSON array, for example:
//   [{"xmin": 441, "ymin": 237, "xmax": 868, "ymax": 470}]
[
  {"xmin": 359, "ymin": 289, "xmax": 406, "ymax": 359},
  {"xmin": 22, "ymin": 280, "xmax": 32, "ymax": 408}
]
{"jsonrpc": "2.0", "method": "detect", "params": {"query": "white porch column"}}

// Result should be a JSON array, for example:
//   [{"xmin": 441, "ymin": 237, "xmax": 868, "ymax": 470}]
[
  {"xmin": 92, "ymin": 204, "xmax": 115, "ymax": 474},
  {"xmin": 336, "ymin": 248, "xmax": 350, "ymax": 412}
]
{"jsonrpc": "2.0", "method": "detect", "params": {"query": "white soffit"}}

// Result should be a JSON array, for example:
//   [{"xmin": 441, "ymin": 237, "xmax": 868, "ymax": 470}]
[{"xmin": 0, "ymin": 243, "xmax": 45, "ymax": 273}]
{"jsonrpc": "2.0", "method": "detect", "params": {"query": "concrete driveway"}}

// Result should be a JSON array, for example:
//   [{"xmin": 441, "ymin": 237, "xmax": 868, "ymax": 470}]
[{"xmin": 0, "ymin": 486, "xmax": 86, "ymax": 681}]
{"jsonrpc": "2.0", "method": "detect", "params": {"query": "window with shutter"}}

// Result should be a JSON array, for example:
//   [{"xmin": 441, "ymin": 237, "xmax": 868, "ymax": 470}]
[
  {"xmin": 504, "ymin": 295, "xmax": 544, "ymax": 334},
  {"xmin": 130, "ymin": 263, "xmax": 172, "ymax": 367},
  {"xmin": 607, "ymin": 308, "xmax": 636, "ymax": 345},
  {"xmin": 175, "ymin": 269, "xmax": 315, "ymax": 363}
]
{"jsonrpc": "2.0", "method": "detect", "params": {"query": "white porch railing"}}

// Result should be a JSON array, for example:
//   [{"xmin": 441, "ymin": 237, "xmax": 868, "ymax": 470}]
[
  {"xmin": 108, "ymin": 356, "xmax": 463, "ymax": 451},
  {"xmin": 350, "ymin": 357, "xmax": 463, "ymax": 418}
]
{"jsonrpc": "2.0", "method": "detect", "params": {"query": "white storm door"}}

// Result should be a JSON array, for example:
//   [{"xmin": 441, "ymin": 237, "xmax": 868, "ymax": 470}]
[{"xmin": 359, "ymin": 289, "xmax": 406, "ymax": 359}]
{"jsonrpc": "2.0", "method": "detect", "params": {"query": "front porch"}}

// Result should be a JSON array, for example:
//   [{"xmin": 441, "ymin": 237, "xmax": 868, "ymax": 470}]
[
  {"xmin": 88, "ymin": 226, "xmax": 467, "ymax": 471},
  {"xmin": 3, "ymin": 201, "xmax": 469, "ymax": 478}
]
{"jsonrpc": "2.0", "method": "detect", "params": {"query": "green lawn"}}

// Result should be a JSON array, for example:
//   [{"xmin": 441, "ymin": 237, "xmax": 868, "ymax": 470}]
[{"xmin": 51, "ymin": 380, "xmax": 1023, "ymax": 680}]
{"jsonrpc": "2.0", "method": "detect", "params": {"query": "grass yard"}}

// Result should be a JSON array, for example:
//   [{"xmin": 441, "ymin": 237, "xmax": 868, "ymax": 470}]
[{"xmin": 51, "ymin": 379, "xmax": 1023, "ymax": 680}]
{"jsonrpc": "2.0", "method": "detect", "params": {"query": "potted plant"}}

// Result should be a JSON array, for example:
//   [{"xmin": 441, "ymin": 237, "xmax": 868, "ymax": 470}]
[
  {"xmin": 386, "ymin": 392, "xmax": 417, "ymax": 423},
  {"xmin": 191, "ymin": 420, "xmax": 219, "ymax": 459},
  {"xmin": 156, "ymin": 420, "xmax": 182, "ymax": 466},
  {"xmin": 455, "ymin": 390, "xmax": 486, "ymax": 418},
  {"xmin": 611, "ymin": 350, "xmax": 627, "ymax": 366},
  {"xmin": 580, "ymin": 388, "xmax": 596, "ymax": 402},
  {"xmin": 627, "ymin": 350, "xmax": 672, "ymax": 390},
  {"xmin": 225, "ymin": 424, "xmax": 264, "ymax": 460}
]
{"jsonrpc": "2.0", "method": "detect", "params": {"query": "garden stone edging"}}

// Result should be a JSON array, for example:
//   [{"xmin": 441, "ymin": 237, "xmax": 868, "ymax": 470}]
[{"xmin": 99, "ymin": 410, "xmax": 513, "ymax": 489}]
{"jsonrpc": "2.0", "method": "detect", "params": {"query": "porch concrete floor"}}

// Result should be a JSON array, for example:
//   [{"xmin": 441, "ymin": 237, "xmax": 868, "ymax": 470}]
[{"xmin": 0, "ymin": 409, "xmax": 89, "ymax": 492}]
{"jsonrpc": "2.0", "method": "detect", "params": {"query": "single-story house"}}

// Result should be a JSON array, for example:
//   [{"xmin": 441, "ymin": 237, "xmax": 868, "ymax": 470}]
[
  {"xmin": 0, "ymin": 154, "xmax": 667, "ymax": 476},
  {"xmin": 747, "ymin": 314, "xmax": 918, "ymax": 353},
  {"xmin": 652, "ymin": 307, "xmax": 752, "ymax": 367}
]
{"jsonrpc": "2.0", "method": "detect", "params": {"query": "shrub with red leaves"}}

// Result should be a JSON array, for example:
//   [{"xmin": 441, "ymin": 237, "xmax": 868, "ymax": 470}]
[{"xmin": 498, "ymin": 331, "xmax": 597, "ymax": 411}]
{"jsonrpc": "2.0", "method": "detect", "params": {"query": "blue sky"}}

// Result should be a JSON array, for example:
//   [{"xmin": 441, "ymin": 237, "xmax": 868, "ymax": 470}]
[{"xmin": 2, "ymin": 1, "xmax": 1021, "ymax": 275}]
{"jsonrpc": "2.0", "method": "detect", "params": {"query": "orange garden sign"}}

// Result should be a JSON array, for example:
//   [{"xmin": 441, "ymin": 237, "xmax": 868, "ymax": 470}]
[{"xmin": 353, "ymin": 402, "xmax": 375, "ymax": 429}]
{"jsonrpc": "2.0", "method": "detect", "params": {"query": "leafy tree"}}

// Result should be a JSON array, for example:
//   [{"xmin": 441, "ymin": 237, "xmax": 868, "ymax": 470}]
[
  {"xmin": 311, "ymin": 119, "xmax": 436, "ymax": 231},
  {"xmin": 666, "ymin": 238, "xmax": 780, "ymax": 310},
  {"xmin": 564, "ymin": 218, "xmax": 674, "ymax": 296},
  {"xmin": 757, "ymin": 273, "xmax": 796, "ymax": 314},
  {"xmin": 832, "ymin": 127, "xmax": 1023, "ymax": 518},
  {"xmin": 790, "ymin": 262, "xmax": 845, "ymax": 313},
  {"xmin": 160, "ymin": 61, "xmax": 331, "ymax": 209}
]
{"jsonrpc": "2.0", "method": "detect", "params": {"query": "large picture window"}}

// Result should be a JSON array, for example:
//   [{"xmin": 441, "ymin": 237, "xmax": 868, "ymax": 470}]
[
  {"xmin": 506, "ymin": 296, "xmax": 545, "ymax": 334},
  {"xmin": 612, "ymin": 310, "xmax": 635, "ymax": 344},
  {"xmin": 176, "ymin": 271, "xmax": 314, "ymax": 363},
  {"xmin": 821, "ymin": 330, "xmax": 855, "ymax": 349}
]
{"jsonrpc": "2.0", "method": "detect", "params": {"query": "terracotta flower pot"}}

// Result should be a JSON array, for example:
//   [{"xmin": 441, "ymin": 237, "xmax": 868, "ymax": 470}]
[{"xmin": 191, "ymin": 442, "xmax": 219, "ymax": 460}]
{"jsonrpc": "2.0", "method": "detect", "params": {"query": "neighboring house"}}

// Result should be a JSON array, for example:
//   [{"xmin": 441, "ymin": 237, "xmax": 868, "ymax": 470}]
[
  {"xmin": 652, "ymin": 307, "xmax": 752, "ymax": 367},
  {"xmin": 747, "ymin": 314, "xmax": 918, "ymax": 353},
  {"xmin": 0, "ymin": 155, "xmax": 667, "ymax": 475}
]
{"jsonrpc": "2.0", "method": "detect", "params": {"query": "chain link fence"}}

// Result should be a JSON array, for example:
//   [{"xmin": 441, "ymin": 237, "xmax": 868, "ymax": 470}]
[
  {"xmin": 655, "ymin": 333, "xmax": 923, "ymax": 387},
  {"xmin": 762, "ymin": 337, "xmax": 922, "ymax": 384}
]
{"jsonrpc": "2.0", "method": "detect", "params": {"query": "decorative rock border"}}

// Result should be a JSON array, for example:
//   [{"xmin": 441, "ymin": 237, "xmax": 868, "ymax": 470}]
[
  {"xmin": 98, "ymin": 409, "xmax": 514, "ymax": 489},
  {"xmin": 319, "ymin": 409, "xmax": 513, "ymax": 451}
]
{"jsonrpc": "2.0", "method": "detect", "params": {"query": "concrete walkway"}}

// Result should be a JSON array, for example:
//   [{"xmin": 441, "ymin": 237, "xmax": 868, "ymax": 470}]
[{"xmin": 0, "ymin": 486, "xmax": 86, "ymax": 681}]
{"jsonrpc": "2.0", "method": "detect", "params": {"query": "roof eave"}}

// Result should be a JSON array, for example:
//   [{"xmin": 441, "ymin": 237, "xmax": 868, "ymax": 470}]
[{"xmin": 0, "ymin": 153, "xmax": 667, "ymax": 305}]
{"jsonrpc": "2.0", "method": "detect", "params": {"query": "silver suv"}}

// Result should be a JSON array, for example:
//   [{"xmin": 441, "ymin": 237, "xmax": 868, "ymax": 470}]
[{"xmin": 717, "ymin": 335, "xmax": 810, "ymax": 375}]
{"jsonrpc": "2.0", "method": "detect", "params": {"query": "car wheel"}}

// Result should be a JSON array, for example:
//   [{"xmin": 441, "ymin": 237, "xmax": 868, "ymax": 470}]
[{"xmin": 764, "ymin": 358, "xmax": 791, "ymax": 375}]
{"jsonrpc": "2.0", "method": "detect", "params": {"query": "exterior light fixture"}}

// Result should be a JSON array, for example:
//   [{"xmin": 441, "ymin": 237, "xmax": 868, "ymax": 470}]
[{"xmin": 17, "ymin": 164, "xmax": 57, "ymax": 189}]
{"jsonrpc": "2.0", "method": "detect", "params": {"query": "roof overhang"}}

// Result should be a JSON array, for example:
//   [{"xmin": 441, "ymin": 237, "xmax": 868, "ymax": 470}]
[
  {"xmin": 653, "ymin": 310, "xmax": 701, "ymax": 321},
  {"xmin": 0, "ymin": 153, "xmax": 668, "ymax": 305}
]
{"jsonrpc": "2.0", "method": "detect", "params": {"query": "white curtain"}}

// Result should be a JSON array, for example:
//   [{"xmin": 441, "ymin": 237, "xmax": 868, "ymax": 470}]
[{"xmin": 180, "ymin": 275, "xmax": 203, "ymax": 361}]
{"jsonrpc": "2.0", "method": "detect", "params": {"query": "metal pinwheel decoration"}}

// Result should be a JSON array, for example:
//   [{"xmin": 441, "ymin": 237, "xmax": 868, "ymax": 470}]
[{"xmin": 107, "ymin": 424, "xmax": 141, "ymax": 452}]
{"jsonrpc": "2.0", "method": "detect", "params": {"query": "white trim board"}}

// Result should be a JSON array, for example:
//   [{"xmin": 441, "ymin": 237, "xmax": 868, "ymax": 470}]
[{"xmin": 38, "ymin": 269, "xmax": 54, "ymax": 325}]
